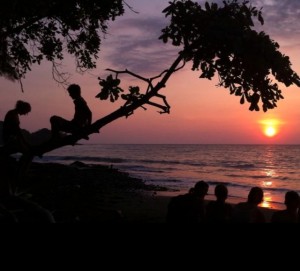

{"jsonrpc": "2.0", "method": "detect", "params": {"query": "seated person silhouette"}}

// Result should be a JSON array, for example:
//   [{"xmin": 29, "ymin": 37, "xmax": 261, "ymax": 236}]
[
  {"xmin": 2, "ymin": 100, "xmax": 31, "ymax": 155},
  {"xmin": 50, "ymin": 84, "xmax": 92, "ymax": 140},
  {"xmin": 232, "ymin": 187, "xmax": 265, "ymax": 223},
  {"xmin": 206, "ymin": 184, "xmax": 233, "ymax": 223},
  {"xmin": 271, "ymin": 191, "xmax": 299, "ymax": 223},
  {"xmin": 166, "ymin": 180, "xmax": 209, "ymax": 223}
]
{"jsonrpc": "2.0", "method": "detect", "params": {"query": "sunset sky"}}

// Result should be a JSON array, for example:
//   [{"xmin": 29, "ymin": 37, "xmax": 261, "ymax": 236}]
[{"xmin": 1, "ymin": 0, "xmax": 300, "ymax": 144}]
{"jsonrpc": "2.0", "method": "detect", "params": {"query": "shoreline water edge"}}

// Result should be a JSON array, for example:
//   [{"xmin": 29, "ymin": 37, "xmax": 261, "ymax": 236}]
[
  {"xmin": 9, "ymin": 161, "xmax": 280, "ymax": 223},
  {"xmin": 35, "ymin": 144, "xmax": 299, "ymax": 211}
]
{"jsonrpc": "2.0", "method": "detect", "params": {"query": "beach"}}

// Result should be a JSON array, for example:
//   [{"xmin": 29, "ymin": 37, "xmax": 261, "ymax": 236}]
[
  {"xmin": 4, "ymin": 161, "xmax": 277, "ymax": 223},
  {"xmin": 41, "ymin": 144, "xmax": 298, "ymax": 211}
]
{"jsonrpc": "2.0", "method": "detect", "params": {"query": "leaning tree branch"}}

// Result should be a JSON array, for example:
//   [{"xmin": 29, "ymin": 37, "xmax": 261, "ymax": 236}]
[
  {"xmin": 32, "ymin": 52, "xmax": 186, "ymax": 156},
  {"xmin": 106, "ymin": 68, "xmax": 172, "ymax": 114},
  {"xmin": 91, "ymin": 52, "xmax": 185, "ymax": 131}
]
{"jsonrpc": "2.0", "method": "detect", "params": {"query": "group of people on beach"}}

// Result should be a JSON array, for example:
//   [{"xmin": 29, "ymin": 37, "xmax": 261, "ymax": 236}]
[{"xmin": 167, "ymin": 181, "xmax": 300, "ymax": 223}]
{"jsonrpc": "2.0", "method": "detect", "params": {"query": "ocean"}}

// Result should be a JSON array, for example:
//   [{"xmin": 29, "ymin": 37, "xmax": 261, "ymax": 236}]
[{"xmin": 36, "ymin": 144, "xmax": 300, "ymax": 210}]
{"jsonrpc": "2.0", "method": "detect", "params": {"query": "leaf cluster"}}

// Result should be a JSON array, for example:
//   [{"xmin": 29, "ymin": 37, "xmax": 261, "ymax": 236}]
[
  {"xmin": 160, "ymin": 0, "xmax": 300, "ymax": 112},
  {"xmin": 96, "ymin": 74, "xmax": 143, "ymax": 106},
  {"xmin": 121, "ymin": 86, "xmax": 143, "ymax": 105},
  {"xmin": 0, "ymin": 0, "xmax": 124, "ymax": 80},
  {"xmin": 96, "ymin": 75, "xmax": 124, "ymax": 102}
]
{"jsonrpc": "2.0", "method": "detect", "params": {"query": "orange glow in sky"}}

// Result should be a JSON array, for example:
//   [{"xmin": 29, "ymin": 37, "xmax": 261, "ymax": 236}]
[{"xmin": 1, "ymin": 0, "xmax": 300, "ymax": 144}]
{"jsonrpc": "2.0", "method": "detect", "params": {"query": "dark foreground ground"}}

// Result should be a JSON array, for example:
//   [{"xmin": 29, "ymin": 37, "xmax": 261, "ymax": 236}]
[
  {"xmin": 14, "ymin": 161, "xmax": 169, "ymax": 223},
  {"xmin": 1, "ymin": 160, "xmax": 277, "ymax": 223}
]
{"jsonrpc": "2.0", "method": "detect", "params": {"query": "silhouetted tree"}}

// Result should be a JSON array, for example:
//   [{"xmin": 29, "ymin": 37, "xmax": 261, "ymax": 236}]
[
  {"xmin": 91, "ymin": 0, "xmax": 300, "ymax": 137},
  {"xmin": 1, "ymin": 0, "xmax": 300, "ymax": 191},
  {"xmin": 0, "ymin": 0, "xmax": 125, "ymax": 84}
]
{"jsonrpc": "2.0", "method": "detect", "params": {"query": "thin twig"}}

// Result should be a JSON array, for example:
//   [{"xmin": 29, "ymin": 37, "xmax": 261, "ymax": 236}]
[
  {"xmin": 106, "ymin": 69, "xmax": 150, "ymax": 83},
  {"xmin": 123, "ymin": 1, "xmax": 139, "ymax": 14},
  {"xmin": 19, "ymin": 79, "xmax": 24, "ymax": 93}
]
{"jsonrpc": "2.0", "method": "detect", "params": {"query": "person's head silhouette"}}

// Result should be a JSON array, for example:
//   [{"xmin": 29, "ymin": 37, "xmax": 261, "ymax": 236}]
[
  {"xmin": 215, "ymin": 184, "xmax": 228, "ymax": 202},
  {"xmin": 284, "ymin": 191, "xmax": 299, "ymax": 210},
  {"xmin": 67, "ymin": 84, "xmax": 81, "ymax": 99},
  {"xmin": 247, "ymin": 187, "xmax": 264, "ymax": 205},
  {"xmin": 16, "ymin": 101, "xmax": 31, "ymax": 115},
  {"xmin": 193, "ymin": 180, "xmax": 209, "ymax": 198}
]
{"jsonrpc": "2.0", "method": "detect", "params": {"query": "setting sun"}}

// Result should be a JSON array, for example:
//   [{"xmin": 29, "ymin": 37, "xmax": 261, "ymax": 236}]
[
  {"xmin": 259, "ymin": 119, "xmax": 283, "ymax": 138},
  {"xmin": 265, "ymin": 126, "xmax": 277, "ymax": 137}
]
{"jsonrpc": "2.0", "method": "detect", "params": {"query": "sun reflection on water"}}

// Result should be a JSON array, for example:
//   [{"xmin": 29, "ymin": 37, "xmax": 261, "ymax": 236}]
[
  {"xmin": 260, "ymin": 148, "xmax": 278, "ymax": 208},
  {"xmin": 261, "ymin": 193, "xmax": 272, "ymax": 208},
  {"xmin": 265, "ymin": 169, "xmax": 276, "ymax": 178},
  {"xmin": 263, "ymin": 180, "xmax": 273, "ymax": 187},
  {"xmin": 261, "ymin": 178, "xmax": 274, "ymax": 208}
]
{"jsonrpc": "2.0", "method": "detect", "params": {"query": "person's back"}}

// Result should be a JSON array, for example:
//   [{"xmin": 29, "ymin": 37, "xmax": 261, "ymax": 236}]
[
  {"xmin": 50, "ymin": 84, "xmax": 92, "ymax": 139},
  {"xmin": 3, "ymin": 109, "xmax": 20, "ymax": 143},
  {"xmin": 232, "ymin": 187, "xmax": 265, "ymax": 223},
  {"xmin": 206, "ymin": 184, "xmax": 232, "ymax": 223},
  {"xmin": 73, "ymin": 96, "xmax": 91, "ymax": 128},
  {"xmin": 232, "ymin": 202, "xmax": 265, "ymax": 223},
  {"xmin": 166, "ymin": 193, "xmax": 193, "ymax": 223},
  {"xmin": 166, "ymin": 180, "xmax": 209, "ymax": 223},
  {"xmin": 271, "ymin": 191, "xmax": 299, "ymax": 223}
]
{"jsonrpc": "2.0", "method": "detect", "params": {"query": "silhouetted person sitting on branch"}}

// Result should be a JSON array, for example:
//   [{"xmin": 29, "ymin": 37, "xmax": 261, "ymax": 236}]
[
  {"xmin": 2, "ymin": 100, "xmax": 31, "ymax": 155},
  {"xmin": 50, "ymin": 84, "xmax": 92, "ymax": 140}
]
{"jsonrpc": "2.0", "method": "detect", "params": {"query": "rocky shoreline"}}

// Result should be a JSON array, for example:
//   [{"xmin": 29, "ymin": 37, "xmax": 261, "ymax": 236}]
[
  {"xmin": 0, "ymin": 160, "xmax": 278, "ymax": 223},
  {"xmin": 16, "ymin": 161, "xmax": 168, "ymax": 223}
]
